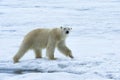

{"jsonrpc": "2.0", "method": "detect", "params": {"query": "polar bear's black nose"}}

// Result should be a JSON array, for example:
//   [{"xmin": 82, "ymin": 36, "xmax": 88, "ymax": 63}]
[{"xmin": 66, "ymin": 31, "xmax": 69, "ymax": 34}]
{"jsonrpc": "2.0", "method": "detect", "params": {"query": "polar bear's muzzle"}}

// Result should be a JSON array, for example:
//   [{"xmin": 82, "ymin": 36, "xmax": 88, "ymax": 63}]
[{"xmin": 66, "ymin": 31, "xmax": 69, "ymax": 34}]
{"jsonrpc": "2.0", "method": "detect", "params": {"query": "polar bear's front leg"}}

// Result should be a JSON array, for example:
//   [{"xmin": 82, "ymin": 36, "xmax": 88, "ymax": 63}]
[
  {"xmin": 57, "ymin": 40, "xmax": 74, "ymax": 59},
  {"xmin": 46, "ymin": 38, "xmax": 56, "ymax": 60}
]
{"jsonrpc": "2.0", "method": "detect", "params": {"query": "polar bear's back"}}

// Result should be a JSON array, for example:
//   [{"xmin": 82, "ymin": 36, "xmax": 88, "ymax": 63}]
[{"xmin": 23, "ymin": 28, "xmax": 50, "ymax": 49}]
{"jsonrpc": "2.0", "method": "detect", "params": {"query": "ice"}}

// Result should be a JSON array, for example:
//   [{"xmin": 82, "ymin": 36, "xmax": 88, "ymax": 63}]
[{"xmin": 0, "ymin": 0, "xmax": 120, "ymax": 80}]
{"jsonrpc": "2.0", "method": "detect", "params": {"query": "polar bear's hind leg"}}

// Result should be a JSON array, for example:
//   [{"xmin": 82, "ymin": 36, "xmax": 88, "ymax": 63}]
[
  {"xmin": 34, "ymin": 49, "xmax": 42, "ymax": 58},
  {"xmin": 13, "ymin": 44, "xmax": 30, "ymax": 63}
]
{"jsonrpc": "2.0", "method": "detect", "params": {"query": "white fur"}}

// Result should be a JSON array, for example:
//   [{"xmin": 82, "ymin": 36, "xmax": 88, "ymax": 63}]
[{"xmin": 13, "ymin": 27, "xmax": 73, "ymax": 63}]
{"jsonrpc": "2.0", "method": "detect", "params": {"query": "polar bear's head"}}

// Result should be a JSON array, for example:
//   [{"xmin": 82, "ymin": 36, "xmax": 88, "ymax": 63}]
[{"xmin": 60, "ymin": 26, "xmax": 72, "ymax": 35}]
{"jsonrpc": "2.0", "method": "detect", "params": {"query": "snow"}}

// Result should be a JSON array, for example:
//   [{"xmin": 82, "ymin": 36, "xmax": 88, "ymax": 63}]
[{"xmin": 0, "ymin": 0, "xmax": 120, "ymax": 80}]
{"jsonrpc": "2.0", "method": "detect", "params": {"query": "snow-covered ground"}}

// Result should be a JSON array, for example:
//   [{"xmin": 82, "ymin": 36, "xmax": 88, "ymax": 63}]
[{"xmin": 0, "ymin": 0, "xmax": 120, "ymax": 80}]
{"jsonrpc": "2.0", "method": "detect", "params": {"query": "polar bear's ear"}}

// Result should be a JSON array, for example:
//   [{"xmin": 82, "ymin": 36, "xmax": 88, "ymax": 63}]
[{"xmin": 70, "ymin": 28, "xmax": 72, "ymax": 30}]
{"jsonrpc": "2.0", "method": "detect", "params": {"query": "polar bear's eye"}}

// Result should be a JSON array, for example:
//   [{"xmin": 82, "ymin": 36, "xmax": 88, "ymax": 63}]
[{"xmin": 64, "ymin": 28, "xmax": 66, "ymax": 30}]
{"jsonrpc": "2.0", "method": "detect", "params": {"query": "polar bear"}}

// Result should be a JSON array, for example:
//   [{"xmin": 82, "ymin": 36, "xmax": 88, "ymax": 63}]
[{"xmin": 13, "ymin": 26, "xmax": 73, "ymax": 63}]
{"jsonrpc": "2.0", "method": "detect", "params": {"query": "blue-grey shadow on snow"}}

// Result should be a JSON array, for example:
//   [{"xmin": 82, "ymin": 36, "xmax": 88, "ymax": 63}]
[{"xmin": 0, "ymin": 58, "xmax": 103, "ymax": 75}]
